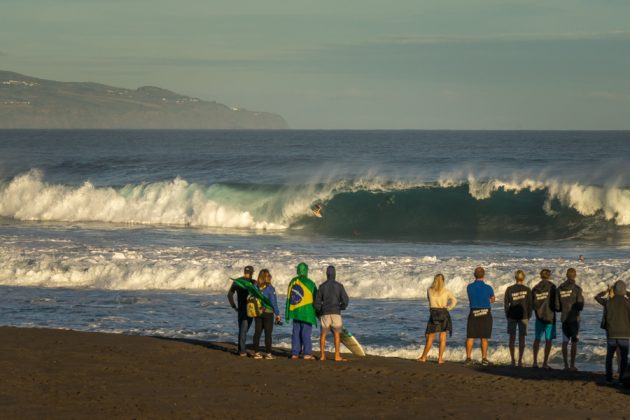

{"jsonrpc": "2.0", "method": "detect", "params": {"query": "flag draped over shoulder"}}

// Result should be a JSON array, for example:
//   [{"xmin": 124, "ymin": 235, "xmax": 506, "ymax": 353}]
[
  {"xmin": 285, "ymin": 262, "xmax": 318, "ymax": 326},
  {"xmin": 232, "ymin": 277, "xmax": 274, "ymax": 311}
]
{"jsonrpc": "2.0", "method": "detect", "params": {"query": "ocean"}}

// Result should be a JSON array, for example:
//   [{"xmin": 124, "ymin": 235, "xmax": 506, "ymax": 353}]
[{"xmin": 1, "ymin": 129, "xmax": 629, "ymax": 370}]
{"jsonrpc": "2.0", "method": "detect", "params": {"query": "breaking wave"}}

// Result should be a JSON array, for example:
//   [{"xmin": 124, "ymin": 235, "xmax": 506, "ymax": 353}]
[{"xmin": 1, "ymin": 170, "xmax": 630, "ymax": 242}]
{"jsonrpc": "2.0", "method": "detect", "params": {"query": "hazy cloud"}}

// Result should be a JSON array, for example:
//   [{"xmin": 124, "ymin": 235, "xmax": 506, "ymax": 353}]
[
  {"xmin": 592, "ymin": 90, "xmax": 630, "ymax": 101},
  {"xmin": 374, "ymin": 30, "xmax": 630, "ymax": 46}
]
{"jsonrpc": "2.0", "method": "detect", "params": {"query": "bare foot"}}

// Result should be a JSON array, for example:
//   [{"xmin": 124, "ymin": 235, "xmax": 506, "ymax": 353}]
[
  {"xmin": 437, "ymin": 359, "xmax": 445, "ymax": 365},
  {"xmin": 417, "ymin": 356, "xmax": 427, "ymax": 363},
  {"xmin": 319, "ymin": 354, "xmax": 326, "ymax": 362},
  {"xmin": 543, "ymin": 364, "xmax": 553, "ymax": 370},
  {"xmin": 303, "ymin": 355, "xmax": 316, "ymax": 361},
  {"xmin": 291, "ymin": 355, "xmax": 299, "ymax": 360},
  {"xmin": 335, "ymin": 357, "xmax": 348, "ymax": 362}
]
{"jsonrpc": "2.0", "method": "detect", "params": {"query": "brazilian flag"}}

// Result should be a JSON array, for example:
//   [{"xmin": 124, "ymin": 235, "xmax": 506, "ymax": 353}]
[
  {"xmin": 285, "ymin": 262, "xmax": 318, "ymax": 326},
  {"xmin": 232, "ymin": 277, "xmax": 274, "ymax": 311}
]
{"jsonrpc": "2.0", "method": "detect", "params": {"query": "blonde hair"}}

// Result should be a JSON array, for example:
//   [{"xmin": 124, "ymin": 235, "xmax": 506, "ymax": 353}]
[
  {"xmin": 257, "ymin": 269, "xmax": 272, "ymax": 288},
  {"xmin": 515, "ymin": 270, "xmax": 525, "ymax": 283},
  {"xmin": 430, "ymin": 273, "xmax": 445, "ymax": 292}
]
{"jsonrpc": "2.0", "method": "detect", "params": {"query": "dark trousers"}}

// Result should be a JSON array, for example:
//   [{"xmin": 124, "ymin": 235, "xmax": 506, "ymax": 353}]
[
  {"xmin": 253, "ymin": 313, "xmax": 274, "ymax": 353},
  {"xmin": 237, "ymin": 311, "xmax": 253, "ymax": 354},
  {"xmin": 606, "ymin": 338, "xmax": 629, "ymax": 382}
]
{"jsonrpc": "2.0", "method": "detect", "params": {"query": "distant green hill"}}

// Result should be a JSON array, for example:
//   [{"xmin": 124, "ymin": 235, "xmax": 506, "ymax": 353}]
[{"xmin": 0, "ymin": 71, "xmax": 288, "ymax": 129}]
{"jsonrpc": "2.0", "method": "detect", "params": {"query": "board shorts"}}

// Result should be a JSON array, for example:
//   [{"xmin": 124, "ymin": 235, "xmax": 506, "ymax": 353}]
[
  {"xmin": 425, "ymin": 308, "xmax": 453, "ymax": 336},
  {"xmin": 507, "ymin": 318, "xmax": 528, "ymax": 336},
  {"xmin": 320, "ymin": 314, "xmax": 343, "ymax": 333},
  {"xmin": 534, "ymin": 319, "xmax": 556, "ymax": 341},
  {"xmin": 467, "ymin": 308, "xmax": 493, "ymax": 339},
  {"xmin": 562, "ymin": 321, "xmax": 580, "ymax": 343}
]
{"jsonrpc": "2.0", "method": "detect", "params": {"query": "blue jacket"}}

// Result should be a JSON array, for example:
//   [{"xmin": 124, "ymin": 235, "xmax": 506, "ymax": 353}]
[{"xmin": 261, "ymin": 284, "xmax": 280, "ymax": 316}]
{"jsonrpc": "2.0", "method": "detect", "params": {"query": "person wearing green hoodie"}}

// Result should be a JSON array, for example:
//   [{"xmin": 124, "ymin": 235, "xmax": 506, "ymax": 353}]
[{"xmin": 285, "ymin": 262, "xmax": 318, "ymax": 360}]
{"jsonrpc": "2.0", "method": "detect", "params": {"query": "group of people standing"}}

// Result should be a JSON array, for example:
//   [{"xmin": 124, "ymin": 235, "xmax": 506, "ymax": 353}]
[
  {"xmin": 227, "ymin": 262, "xmax": 349, "ymax": 362},
  {"xmin": 227, "ymin": 263, "xmax": 630, "ymax": 385},
  {"xmin": 418, "ymin": 266, "xmax": 630, "ymax": 386}
]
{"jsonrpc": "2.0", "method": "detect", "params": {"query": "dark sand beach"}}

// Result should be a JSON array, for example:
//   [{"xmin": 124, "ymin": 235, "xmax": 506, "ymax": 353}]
[{"xmin": 0, "ymin": 327, "xmax": 628, "ymax": 419}]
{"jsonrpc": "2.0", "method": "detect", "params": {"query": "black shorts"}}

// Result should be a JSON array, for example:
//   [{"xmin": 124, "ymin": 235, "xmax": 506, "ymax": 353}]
[
  {"xmin": 561, "ymin": 321, "xmax": 580, "ymax": 343},
  {"xmin": 467, "ymin": 309, "xmax": 493, "ymax": 339}
]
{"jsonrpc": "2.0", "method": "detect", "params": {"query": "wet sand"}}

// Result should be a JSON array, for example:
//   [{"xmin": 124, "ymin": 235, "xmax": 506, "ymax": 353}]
[{"xmin": 0, "ymin": 327, "xmax": 628, "ymax": 419}]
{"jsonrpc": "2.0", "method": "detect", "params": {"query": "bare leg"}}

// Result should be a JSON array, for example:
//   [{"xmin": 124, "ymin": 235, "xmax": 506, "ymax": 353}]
[
  {"xmin": 419, "ymin": 333, "xmax": 435, "ymax": 362},
  {"xmin": 543, "ymin": 340, "xmax": 553, "ymax": 368},
  {"xmin": 481, "ymin": 339, "xmax": 489, "ymax": 360},
  {"xmin": 570, "ymin": 341, "xmax": 577, "ymax": 370},
  {"xmin": 562, "ymin": 341, "xmax": 569, "ymax": 369},
  {"xmin": 333, "ymin": 331, "xmax": 345, "ymax": 361},
  {"xmin": 438, "ymin": 332, "xmax": 447, "ymax": 364},
  {"xmin": 518, "ymin": 334, "xmax": 526, "ymax": 366},
  {"xmin": 532, "ymin": 339, "xmax": 540, "ymax": 367},
  {"xmin": 465, "ymin": 338, "xmax": 474, "ymax": 360},
  {"xmin": 508, "ymin": 334, "xmax": 516, "ymax": 365},
  {"xmin": 319, "ymin": 331, "xmax": 327, "ymax": 361}
]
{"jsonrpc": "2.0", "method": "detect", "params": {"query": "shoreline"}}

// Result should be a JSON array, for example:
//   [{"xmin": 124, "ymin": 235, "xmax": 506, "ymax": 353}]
[{"xmin": 0, "ymin": 327, "xmax": 628, "ymax": 419}]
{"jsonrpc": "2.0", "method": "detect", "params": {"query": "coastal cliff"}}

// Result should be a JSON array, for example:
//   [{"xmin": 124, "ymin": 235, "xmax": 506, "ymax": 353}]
[{"xmin": 0, "ymin": 71, "xmax": 288, "ymax": 129}]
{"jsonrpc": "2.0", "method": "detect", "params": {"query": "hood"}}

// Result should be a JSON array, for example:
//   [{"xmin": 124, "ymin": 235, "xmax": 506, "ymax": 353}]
[
  {"xmin": 613, "ymin": 280, "xmax": 627, "ymax": 296},
  {"xmin": 326, "ymin": 265, "xmax": 336, "ymax": 281},
  {"xmin": 297, "ymin": 262, "xmax": 309, "ymax": 277}
]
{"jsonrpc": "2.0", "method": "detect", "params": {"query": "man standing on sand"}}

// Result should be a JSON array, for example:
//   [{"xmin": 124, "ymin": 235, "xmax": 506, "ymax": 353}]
[
  {"xmin": 227, "ymin": 265, "xmax": 256, "ymax": 356},
  {"xmin": 286, "ymin": 262, "xmax": 318, "ymax": 360},
  {"xmin": 504, "ymin": 270, "xmax": 532, "ymax": 367},
  {"xmin": 555, "ymin": 267, "xmax": 584, "ymax": 371},
  {"xmin": 465, "ymin": 267, "xmax": 496, "ymax": 366},
  {"xmin": 595, "ymin": 280, "xmax": 630, "ymax": 385},
  {"xmin": 315, "ymin": 265, "xmax": 350, "ymax": 362},
  {"xmin": 531, "ymin": 269, "xmax": 557, "ymax": 369}
]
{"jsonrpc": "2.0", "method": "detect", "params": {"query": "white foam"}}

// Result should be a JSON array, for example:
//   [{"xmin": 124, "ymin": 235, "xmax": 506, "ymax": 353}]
[{"xmin": 1, "ymin": 239, "xmax": 628, "ymax": 302}]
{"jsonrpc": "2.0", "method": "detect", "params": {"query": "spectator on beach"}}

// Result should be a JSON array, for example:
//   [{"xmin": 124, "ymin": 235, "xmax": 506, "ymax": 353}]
[
  {"xmin": 465, "ymin": 267, "xmax": 496, "ymax": 366},
  {"xmin": 531, "ymin": 269, "xmax": 557, "ymax": 369},
  {"xmin": 314, "ymin": 265, "xmax": 350, "ymax": 362},
  {"xmin": 555, "ymin": 268, "xmax": 584, "ymax": 371},
  {"xmin": 227, "ymin": 265, "xmax": 256, "ymax": 356},
  {"xmin": 286, "ymin": 262, "xmax": 318, "ymax": 360},
  {"xmin": 504, "ymin": 270, "xmax": 532, "ymax": 367},
  {"xmin": 418, "ymin": 273, "xmax": 457, "ymax": 364},
  {"xmin": 252, "ymin": 269, "xmax": 281, "ymax": 360},
  {"xmin": 595, "ymin": 280, "xmax": 630, "ymax": 385}
]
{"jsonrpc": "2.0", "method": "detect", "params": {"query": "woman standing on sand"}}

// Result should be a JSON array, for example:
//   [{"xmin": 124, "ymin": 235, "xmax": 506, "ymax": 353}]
[
  {"xmin": 418, "ymin": 273, "xmax": 457, "ymax": 364},
  {"xmin": 252, "ymin": 269, "xmax": 281, "ymax": 360}
]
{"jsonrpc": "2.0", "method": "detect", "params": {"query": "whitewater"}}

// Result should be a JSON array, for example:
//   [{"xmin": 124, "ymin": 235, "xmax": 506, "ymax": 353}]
[{"xmin": 1, "ymin": 129, "xmax": 629, "ymax": 371}]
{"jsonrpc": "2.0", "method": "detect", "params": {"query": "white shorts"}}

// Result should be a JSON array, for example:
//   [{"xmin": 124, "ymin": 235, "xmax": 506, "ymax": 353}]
[{"xmin": 320, "ymin": 314, "xmax": 343, "ymax": 333}]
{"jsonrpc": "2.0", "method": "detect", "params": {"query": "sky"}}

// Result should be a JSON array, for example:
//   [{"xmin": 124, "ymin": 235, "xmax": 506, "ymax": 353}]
[{"xmin": 1, "ymin": 0, "xmax": 630, "ymax": 129}]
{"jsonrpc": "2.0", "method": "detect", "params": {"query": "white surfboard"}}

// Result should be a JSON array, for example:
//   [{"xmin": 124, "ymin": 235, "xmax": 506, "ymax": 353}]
[{"xmin": 340, "ymin": 328, "xmax": 366, "ymax": 357}]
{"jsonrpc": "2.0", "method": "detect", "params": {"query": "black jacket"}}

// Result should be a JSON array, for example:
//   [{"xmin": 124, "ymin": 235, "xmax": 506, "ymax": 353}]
[
  {"xmin": 227, "ymin": 277, "xmax": 254, "ymax": 314},
  {"xmin": 314, "ymin": 267, "xmax": 349, "ymax": 316},
  {"xmin": 532, "ymin": 279, "xmax": 556, "ymax": 323},
  {"xmin": 555, "ymin": 279, "xmax": 584, "ymax": 323},
  {"xmin": 596, "ymin": 292, "xmax": 630, "ymax": 339},
  {"xmin": 504, "ymin": 283, "xmax": 532, "ymax": 320}
]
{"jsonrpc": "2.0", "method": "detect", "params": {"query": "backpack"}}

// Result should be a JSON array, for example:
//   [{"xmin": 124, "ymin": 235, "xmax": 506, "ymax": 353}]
[{"xmin": 246, "ymin": 294, "xmax": 263, "ymax": 318}]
